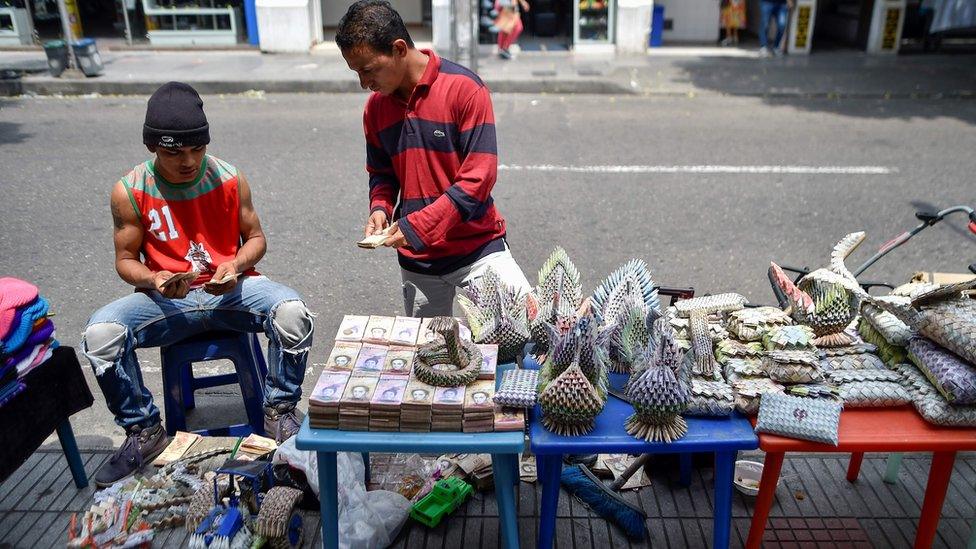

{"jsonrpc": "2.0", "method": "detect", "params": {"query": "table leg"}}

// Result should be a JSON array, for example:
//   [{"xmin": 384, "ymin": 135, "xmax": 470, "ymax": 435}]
[
  {"xmin": 713, "ymin": 451, "xmax": 735, "ymax": 549},
  {"xmin": 537, "ymin": 454, "xmax": 562, "ymax": 549},
  {"xmin": 712, "ymin": 452, "xmax": 735, "ymax": 549},
  {"xmin": 884, "ymin": 453, "xmax": 904, "ymax": 484},
  {"xmin": 361, "ymin": 452, "xmax": 370, "ymax": 484},
  {"xmin": 492, "ymin": 453, "xmax": 520, "ymax": 549},
  {"xmin": 847, "ymin": 452, "xmax": 864, "ymax": 482},
  {"xmin": 55, "ymin": 419, "xmax": 88, "ymax": 489},
  {"xmin": 745, "ymin": 451, "xmax": 784, "ymax": 549},
  {"xmin": 680, "ymin": 452, "xmax": 693, "ymax": 487},
  {"xmin": 316, "ymin": 452, "xmax": 339, "ymax": 549},
  {"xmin": 915, "ymin": 451, "xmax": 956, "ymax": 549}
]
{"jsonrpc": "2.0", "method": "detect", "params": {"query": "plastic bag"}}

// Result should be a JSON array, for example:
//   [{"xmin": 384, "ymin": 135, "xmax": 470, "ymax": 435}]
[{"xmin": 273, "ymin": 438, "xmax": 411, "ymax": 549}]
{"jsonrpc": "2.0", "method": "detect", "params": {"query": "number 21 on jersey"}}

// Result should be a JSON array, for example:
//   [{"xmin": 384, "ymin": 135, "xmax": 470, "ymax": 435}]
[{"xmin": 148, "ymin": 206, "xmax": 179, "ymax": 241}]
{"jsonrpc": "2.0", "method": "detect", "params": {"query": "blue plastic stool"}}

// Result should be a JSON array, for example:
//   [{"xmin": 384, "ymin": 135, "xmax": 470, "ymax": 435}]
[{"xmin": 160, "ymin": 330, "xmax": 268, "ymax": 437}]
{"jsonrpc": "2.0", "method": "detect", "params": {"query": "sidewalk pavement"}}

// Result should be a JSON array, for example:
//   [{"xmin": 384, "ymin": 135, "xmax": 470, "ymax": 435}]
[{"xmin": 2, "ymin": 46, "xmax": 976, "ymax": 97}]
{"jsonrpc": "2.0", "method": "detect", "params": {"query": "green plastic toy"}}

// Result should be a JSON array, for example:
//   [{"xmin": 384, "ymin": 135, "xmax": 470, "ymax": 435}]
[{"xmin": 409, "ymin": 477, "xmax": 474, "ymax": 527}]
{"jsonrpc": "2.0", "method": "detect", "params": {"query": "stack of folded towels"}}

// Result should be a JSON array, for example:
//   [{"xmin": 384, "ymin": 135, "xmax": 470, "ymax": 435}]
[{"xmin": 0, "ymin": 277, "xmax": 58, "ymax": 407}]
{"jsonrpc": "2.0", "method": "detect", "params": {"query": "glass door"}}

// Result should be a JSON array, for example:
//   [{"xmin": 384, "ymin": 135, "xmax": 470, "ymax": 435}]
[{"xmin": 573, "ymin": 0, "xmax": 614, "ymax": 45}]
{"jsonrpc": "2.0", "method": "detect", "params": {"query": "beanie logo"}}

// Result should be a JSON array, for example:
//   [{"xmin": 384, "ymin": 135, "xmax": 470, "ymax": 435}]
[{"xmin": 159, "ymin": 135, "xmax": 183, "ymax": 148}]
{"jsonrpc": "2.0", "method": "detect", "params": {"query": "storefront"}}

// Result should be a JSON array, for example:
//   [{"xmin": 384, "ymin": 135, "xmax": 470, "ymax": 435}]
[
  {"xmin": 470, "ymin": 0, "xmax": 623, "ymax": 52},
  {"xmin": 6, "ymin": 0, "xmax": 250, "ymax": 45}
]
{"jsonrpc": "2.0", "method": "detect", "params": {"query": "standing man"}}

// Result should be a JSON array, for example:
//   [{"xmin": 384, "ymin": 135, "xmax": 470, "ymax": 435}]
[
  {"xmin": 83, "ymin": 82, "xmax": 314, "ymax": 487},
  {"xmin": 759, "ymin": 0, "xmax": 794, "ymax": 57},
  {"xmin": 336, "ymin": 0, "xmax": 532, "ymax": 318}
]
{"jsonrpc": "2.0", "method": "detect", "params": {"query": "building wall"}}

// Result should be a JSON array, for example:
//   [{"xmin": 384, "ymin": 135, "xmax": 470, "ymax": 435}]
[
  {"xmin": 323, "ymin": 0, "xmax": 424, "ymax": 26},
  {"xmin": 656, "ymin": 0, "xmax": 720, "ymax": 42}
]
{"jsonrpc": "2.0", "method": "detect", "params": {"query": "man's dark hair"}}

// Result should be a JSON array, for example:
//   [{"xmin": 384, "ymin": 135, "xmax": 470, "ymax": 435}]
[{"xmin": 336, "ymin": 0, "xmax": 414, "ymax": 53}]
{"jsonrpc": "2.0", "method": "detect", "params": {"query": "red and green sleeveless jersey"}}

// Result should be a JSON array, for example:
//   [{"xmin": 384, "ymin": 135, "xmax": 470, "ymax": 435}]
[{"xmin": 119, "ymin": 154, "xmax": 258, "ymax": 286}]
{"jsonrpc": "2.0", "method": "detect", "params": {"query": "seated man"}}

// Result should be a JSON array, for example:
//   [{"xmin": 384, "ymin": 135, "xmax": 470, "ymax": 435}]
[{"xmin": 83, "ymin": 82, "xmax": 313, "ymax": 487}]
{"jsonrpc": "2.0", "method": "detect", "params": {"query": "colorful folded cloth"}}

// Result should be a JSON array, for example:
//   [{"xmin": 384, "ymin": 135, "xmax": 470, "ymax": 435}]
[
  {"xmin": 0, "ymin": 278, "xmax": 39, "ymax": 340},
  {"xmin": 11, "ymin": 339, "xmax": 55, "ymax": 377},
  {"xmin": 0, "ymin": 296, "xmax": 49, "ymax": 355},
  {"xmin": 16, "ymin": 340, "xmax": 57, "ymax": 378},
  {"xmin": 3, "ymin": 319, "xmax": 55, "ymax": 367}
]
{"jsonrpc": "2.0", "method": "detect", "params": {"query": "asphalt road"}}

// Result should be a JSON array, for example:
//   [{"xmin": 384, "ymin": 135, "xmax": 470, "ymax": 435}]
[{"xmin": 2, "ymin": 92, "xmax": 975, "ymax": 446}]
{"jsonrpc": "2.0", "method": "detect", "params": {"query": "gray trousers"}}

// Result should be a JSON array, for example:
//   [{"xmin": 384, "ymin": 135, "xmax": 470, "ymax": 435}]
[{"xmin": 400, "ymin": 247, "xmax": 532, "ymax": 317}]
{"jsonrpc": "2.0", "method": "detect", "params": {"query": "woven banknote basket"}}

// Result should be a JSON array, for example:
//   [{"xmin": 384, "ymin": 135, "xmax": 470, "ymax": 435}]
[
  {"xmin": 685, "ymin": 378, "xmax": 734, "ymax": 416},
  {"xmin": 764, "ymin": 350, "xmax": 823, "ymax": 384},
  {"xmin": 493, "ymin": 368, "xmax": 539, "ymax": 408},
  {"xmin": 755, "ymin": 392, "xmax": 842, "ymax": 445},
  {"xmin": 819, "ymin": 352, "xmax": 887, "ymax": 372},
  {"xmin": 914, "ymin": 300, "xmax": 976, "ymax": 366},
  {"xmin": 889, "ymin": 362, "xmax": 976, "ymax": 427},
  {"xmin": 724, "ymin": 357, "xmax": 766, "ymax": 379},
  {"xmin": 818, "ymin": 343, "xmax": 878, "ymax": 357},
  {"xmin": 726, "ymin": 306, "xmax": 793, "ymax": 342},
  {"xmin": 731, "ymin": 378, "xmax": 784, "ymax": 415},
  {"xmin": 861, "ymin": 301, "xmax": 912, "ymax": 346},
  {"xmin": 907, "ymin": 336, "xmax": 976, "ymax": 405},
  {"xmin": 838, "ymin": 381, "xmax": 913, "ymax": 408},
  {"xmin": 715, "ymin": 339, "xmax": 764, "ymax": 365},
  {"xmin": 857, "ymin": 320, "xmax": 908, "ymax": 365},
  {"xmin": 763, "ymin": 325, "xmax": 817, "ymax": 351},
  {"xmin": 826, "ymin": 368, "xmax": 905, "ymax": 384}
]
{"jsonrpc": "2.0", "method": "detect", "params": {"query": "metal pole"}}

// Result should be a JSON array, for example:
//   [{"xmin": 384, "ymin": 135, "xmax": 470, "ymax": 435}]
[
  {"xmin": 120, "ymin": 0, "xmax": 133, "ymax": 45},
  {"xmin": 22, "ymin": 0, "xmax": 38, "ymax": 45},
  {"xmin": 450, "ymin": 0, "xmax": 476, "ymax": 71},
  {"xmin": 468, "ymin": 0, "xmax": 477, "ymax": 73},
  {"xmin": 55, "ymin": 0, "xmax": 80, "ymax": 70},
  {"xmin": 448, "ymin": 0, "xmax": 458, "ymax": 61}
]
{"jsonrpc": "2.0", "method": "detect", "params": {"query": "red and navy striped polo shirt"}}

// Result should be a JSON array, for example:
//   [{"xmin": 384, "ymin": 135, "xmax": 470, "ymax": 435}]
[{"xmin": 363, "ymin": 49, "xmax": 506, "ymax": 275}]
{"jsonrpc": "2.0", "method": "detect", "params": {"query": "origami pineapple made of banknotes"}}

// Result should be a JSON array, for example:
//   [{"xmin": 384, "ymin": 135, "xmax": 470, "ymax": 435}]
[
  {"xmin": 769, "ymin": 232, "xmax": 869, "ymax": 347},
  {"xmin": 457, "ymin": 266, "xmax": 531, "ymax": 362},
  {"xmin": 625, "ymin": 319, "xmax": 690, "ymax": 443},
  {"xmin": 529, "ymin": 247, "xmax": 584, "ymax": 357},
  {"xmin": 537, "ymin": 315, "xmax": 610, "ymax": 436},
  {"xmin": 590, "ymin": 259, "xmax": 661, "ymax": 374}
]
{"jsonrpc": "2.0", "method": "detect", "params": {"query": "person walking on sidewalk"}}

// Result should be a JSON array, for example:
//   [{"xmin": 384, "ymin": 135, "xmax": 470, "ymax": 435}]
[
  {"xmin": 336, "ymin": 0, "xmax": 532, "ymax": 318},
  {"xmin": 720, "ymin": 0, "xmax": 747, "ymax": 46},
  {"xmin": 494, "ymin": 0, "xmax": 530, "ymax": 59},
  {"xmin": 759, "ymin": 0, "xmax": 793, "ymax": 56},
  {"xmin": 83, "ymin": 82, "xmax": 314, "ymax": 487}
]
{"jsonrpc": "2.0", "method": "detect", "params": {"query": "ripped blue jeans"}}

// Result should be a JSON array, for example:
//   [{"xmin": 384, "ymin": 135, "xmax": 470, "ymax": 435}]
[{"xmin": 82, "ymin": 275, "xmax": 313, "ymax": 431}]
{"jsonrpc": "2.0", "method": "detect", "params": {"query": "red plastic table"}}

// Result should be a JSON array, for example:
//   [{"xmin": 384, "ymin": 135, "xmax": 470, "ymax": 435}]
[{"xmin": 746, "ymin": 407, "xmax": 976, "ymax": 549}]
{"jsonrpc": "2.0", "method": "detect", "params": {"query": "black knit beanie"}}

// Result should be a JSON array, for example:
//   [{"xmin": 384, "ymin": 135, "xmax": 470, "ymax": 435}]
[{"xmin": 143, "ymin": 82, "xmax": 210, "ymax": 149}]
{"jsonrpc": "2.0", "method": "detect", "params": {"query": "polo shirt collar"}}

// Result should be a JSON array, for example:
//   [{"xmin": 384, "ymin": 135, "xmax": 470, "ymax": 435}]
[{"xmin": 404, "ymin": 49, "xmax": 440, "ymax": 108}]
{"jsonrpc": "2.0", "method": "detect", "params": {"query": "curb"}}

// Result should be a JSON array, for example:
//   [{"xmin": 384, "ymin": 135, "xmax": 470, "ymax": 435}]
[
  {"xmin": 2, "ymin": 77, "xmax": 974, "ymax": 99},
  {"xmin": 0, "ymin": 77, "xmax": 637, "ymax": 97}
]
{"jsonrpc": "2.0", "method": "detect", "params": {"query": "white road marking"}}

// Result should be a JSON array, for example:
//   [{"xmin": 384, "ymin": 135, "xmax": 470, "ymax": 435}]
[{"xmin": 498, "ymin": 164, "xmax": 895, "ymax": 175}]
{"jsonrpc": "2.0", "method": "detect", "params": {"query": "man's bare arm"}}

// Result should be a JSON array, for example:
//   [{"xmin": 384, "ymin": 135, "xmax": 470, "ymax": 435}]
[
  {"xmin": 232, "ymin": 172, "xmax": 267, "ymax": 273},
  {"xmin": 111, "ymin": 182, "xmax": 155, "ymax": 289}
]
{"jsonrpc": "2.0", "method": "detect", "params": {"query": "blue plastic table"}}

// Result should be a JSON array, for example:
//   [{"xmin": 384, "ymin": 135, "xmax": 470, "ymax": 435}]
[
  {"xmin": 527, "ymin": 359, "xmax": 759, "ymax": 548},
  {"xmin": 295, "ymin": 406, "xmax": 525, "ymax": 548}
]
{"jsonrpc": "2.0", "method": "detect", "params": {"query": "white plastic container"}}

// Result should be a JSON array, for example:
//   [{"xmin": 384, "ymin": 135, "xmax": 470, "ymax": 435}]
[{"xmin": 734, "ymin": 460, "xmax": 765, "ymax": 496}]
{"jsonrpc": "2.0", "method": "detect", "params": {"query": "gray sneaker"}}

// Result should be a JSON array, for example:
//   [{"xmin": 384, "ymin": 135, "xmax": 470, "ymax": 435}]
[
  {"xmin": 264, "ymin": 403, "xmax": 305, "ymax": 443},
  {"xmin": 94, "ymin": 422, "xmax": 169, "ymax": 488}
]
